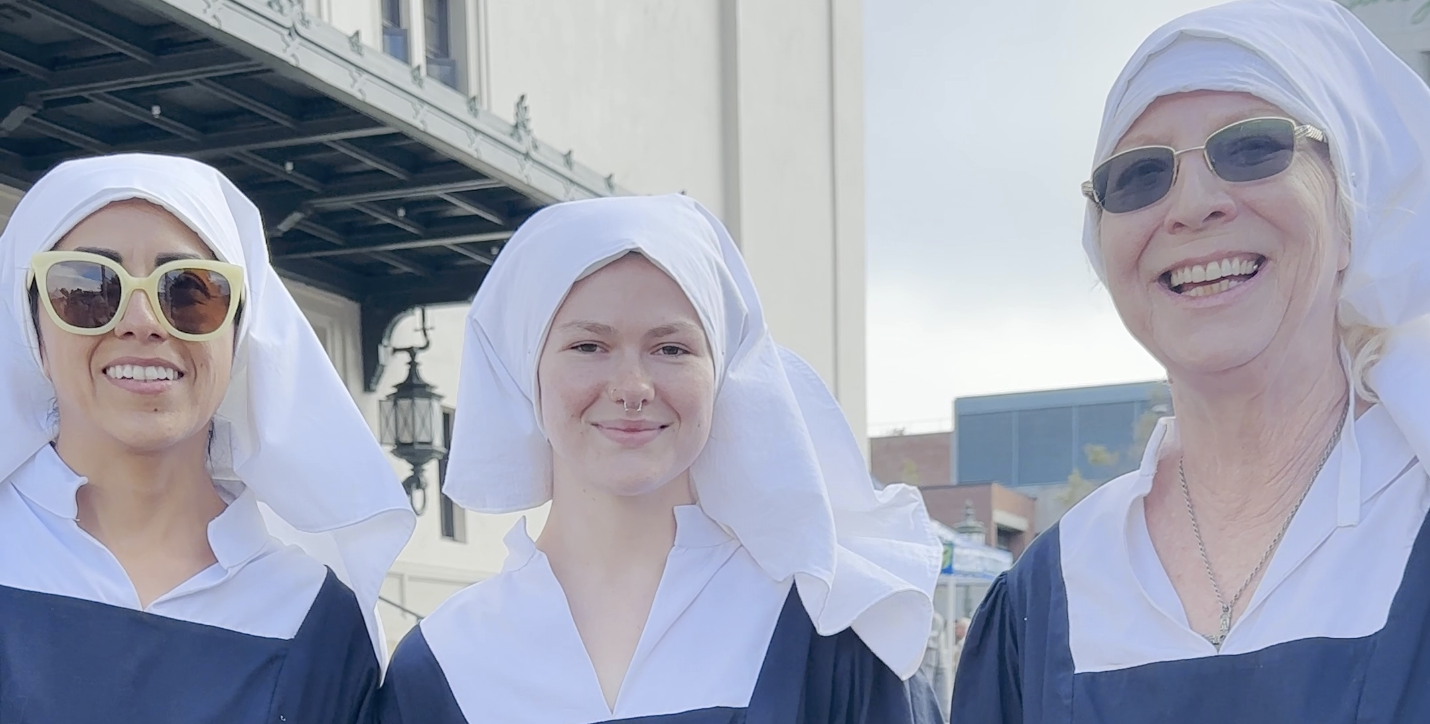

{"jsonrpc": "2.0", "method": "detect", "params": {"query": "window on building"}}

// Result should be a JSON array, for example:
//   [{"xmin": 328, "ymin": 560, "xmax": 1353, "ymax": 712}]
[
  {"xmin": 956, "ymin": 412, "xmax": 1014, "ymax": 485},
  {"xmin": 1015, "ymin": 406, "xmax": 1075, "ymax": 485},
  {"xmin": 1074, "ymin": 401, "xmax": 1138, "ymax": 481},
  {"xmin": 382, "ymin": 0, "xmax": 409, "ymax": 62},
  {"xmin": 995, "ymin": 525, "xmax": 1018, "ymax": 552},
  {"xmin": 425, "ymin": 0, "xmax": 459, "ymax": 89},
  {"xmin": 437, "ymin": 408, "xmax": 467, "ymax": 543}
]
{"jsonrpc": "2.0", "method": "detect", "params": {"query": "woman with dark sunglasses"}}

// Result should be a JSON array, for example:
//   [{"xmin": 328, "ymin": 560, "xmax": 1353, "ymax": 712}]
[
  {"xmin": 0, "ymin": 154, "xmax": 415, "ymax": 722},
  {"xmin": 952, "ymin": 1, "xmax": 1430, "ymax": 721}
]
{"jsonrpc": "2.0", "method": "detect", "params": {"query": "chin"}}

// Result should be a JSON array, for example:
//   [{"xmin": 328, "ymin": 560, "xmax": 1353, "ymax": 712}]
[
  {"xmin": 592, "ymin": 465, "xmax": 682, "ymax": 498},
  {"xmin": 100, "ymin": 413, "xmax": 208, "ymax": 453},
  {"xmin": 1154, "ymin": 333, "xmax": 1275, "ymax": 379}
]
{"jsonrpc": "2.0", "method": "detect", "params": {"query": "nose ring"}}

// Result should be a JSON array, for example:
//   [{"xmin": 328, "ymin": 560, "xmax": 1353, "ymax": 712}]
[{"xmin": 623, "ymin": 399, "xmax": 644, "ymax": 413}]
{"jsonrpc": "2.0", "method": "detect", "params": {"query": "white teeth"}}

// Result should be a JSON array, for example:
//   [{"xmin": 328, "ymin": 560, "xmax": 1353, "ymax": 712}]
[
  {"xmin": 1168, "ymin": 255, "xmax": 1262, "ymax": 290},
  {"xmin": 1182, "ymin": 278, "xmax": 1245, "ymax": 298},
  {"xmin": 104, "ymin": 364, "xmax": 179, "ymax": 382}
]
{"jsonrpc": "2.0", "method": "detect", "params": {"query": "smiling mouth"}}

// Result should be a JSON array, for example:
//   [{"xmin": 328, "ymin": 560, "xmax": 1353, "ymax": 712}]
[
  {"xmin": 1160, "ymin": 254, "xmax": 1265, "ymax": 298},
  {"xmin": 103, "ymin": 364, "xmax": 184, "ymax": 382},
  {"xmin": 597, "ymin": 423, "xmax": 668, "ymax": 434}
]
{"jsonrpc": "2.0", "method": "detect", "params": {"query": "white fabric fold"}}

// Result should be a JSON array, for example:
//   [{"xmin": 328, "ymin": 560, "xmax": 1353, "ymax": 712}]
[
  {"xmin": 443, "ymin": 194, "xmax": 940, "ymax": 679},
  {"xmin": 1082, "ymin": 0, "xmax": 1430, "ymax": 487},
  {"xmin": 0, "ymin": 153, "xmax": 415, "ymax": 659}
]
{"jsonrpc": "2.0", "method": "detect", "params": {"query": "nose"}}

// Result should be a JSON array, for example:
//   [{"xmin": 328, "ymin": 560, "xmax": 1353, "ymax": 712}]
[
  {"xmin": 112, "ymin": 289, "xmax": 167, "ymax": 341},
  {"xmin": 1162, "ymin": 152, "xmax": 1238, "ymax": 235},
  {"xmin": 609, "ymin": 353, "xmax": 654, "ymax": 414}
]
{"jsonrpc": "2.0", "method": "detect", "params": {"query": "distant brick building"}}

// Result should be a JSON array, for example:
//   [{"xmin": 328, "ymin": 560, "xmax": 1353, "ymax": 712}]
[
  {"xmin": 871, "ymin": 431, "xmax": 1035, "ymax": 558},
  {"xmin": 870, "ymin": 431, "xmax": 951, "ymax": 489}
]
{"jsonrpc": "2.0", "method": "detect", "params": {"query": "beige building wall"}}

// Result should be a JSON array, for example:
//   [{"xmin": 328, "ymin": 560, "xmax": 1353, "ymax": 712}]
[{"xmin": 1, "ymin": 0, "xmax": 868, "ymax": 651}]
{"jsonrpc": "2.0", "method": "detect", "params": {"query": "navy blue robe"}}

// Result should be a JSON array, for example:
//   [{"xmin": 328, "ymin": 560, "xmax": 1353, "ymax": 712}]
[
  {"xmin": 950, "ymin": 511, "xmax": 1430, "ymax": 723},
  {"xmin": 0, "ymin": 569, "xmax": 379, "ymax": 723},
  {"xmin": 379, "ymin": 588, "xmax": 944, "ymax": 724}
]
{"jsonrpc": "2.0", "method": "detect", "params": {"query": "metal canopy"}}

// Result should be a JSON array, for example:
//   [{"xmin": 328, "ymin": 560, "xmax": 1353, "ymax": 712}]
[{"xmin": 0, "ymin": 0, "xmax": 626, "ymax": 390}]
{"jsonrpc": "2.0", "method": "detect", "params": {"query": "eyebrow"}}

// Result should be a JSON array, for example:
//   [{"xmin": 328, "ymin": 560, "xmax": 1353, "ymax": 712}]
[
  {"xmin": 74, "ymin": 247, "xmax": 123, "ymax": 262},
  {"xmin": 557, "ymin": 320, "xmax": 704, "ymax": 338},
  {"xmin": 71, "ymin": 247, "xmax": 206, "ymax": 266},
  {"xmin": 1117, "ymin": 110, "xmax": 1283, "ymax": 152},
  {"xmin": 560, "ymin": 320, "xmax": 618, "ymax": 336},
  {"xmin": 649, "ymin": 321, "xmax": 703, "ymax": 338},
  {"xmin": 155, "ymin": 252, "xmax": 205, "ymax": 265}
]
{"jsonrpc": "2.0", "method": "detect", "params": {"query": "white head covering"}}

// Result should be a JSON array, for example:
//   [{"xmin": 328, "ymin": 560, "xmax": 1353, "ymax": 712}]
[
  {"xmin": 0, "ymin": 153, "xmax": 415, "ymax": 658},
  {"xmin": 1083, "ymin": 0, "xmax": 1430, "ymax": 524},
  {"xmin": 444, "ymin": 194, "xmax": 940, "ymax": 679}
]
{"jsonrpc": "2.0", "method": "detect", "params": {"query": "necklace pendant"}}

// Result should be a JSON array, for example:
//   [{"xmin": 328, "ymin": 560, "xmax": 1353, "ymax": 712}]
[{"xmin": 1217, "ymin": 606, "xmax": 1232, "ymax": 645}]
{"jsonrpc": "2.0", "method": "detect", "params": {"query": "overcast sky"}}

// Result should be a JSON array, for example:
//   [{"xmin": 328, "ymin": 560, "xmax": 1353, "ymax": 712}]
[{"xmin": 862, "ymin": 0, "xmax": 1228, "ymax": 433}]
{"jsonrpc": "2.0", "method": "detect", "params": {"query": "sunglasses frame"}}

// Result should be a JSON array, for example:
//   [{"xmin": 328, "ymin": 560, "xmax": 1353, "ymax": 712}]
[
  {"xmin": 27, "ymin": 250, "xmax": 245, "ymax": 342},
  {"xmin": 1081, "ymin": 116, "xmax": 1328, "ymax": 213}
]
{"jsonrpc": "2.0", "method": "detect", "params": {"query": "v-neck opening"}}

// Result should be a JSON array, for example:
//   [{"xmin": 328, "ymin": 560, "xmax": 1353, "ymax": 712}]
[
  {"xmin": 1129, "ymin": 405, "xmax": 1420, "ymax": 654},
  {"xmin": 536, "ymin": 538, "xmax": 743, "ymax": 717},
  {"xmin": 67, "ymin": 517, "xmax": 228, "ymax": 612}
]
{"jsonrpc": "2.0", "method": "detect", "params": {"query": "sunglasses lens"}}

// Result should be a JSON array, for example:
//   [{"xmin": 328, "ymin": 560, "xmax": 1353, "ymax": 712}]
[
  {"xmin": 1207, "ymin": 118, "xmax": 1297, "ymax": 183},
  {"xmin": 1094, "ymin": 147, "xmax": 1176, "ymax": 214},
  {"xmin": 159, "ymin": 268, "xmax": 234, "ymax": 336},
  {"xmin": 44, "ymin": 260, "xmax": 122, "ymax": 330}
]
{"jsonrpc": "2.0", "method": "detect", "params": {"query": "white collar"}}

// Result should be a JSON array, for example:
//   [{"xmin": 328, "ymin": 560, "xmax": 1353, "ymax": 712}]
[
  {"xmin": 1123, "ymin": 403, "xmax": 1413, "ymax": 537},
  {"xmin": 10, "ymin": 445, "xmax": 271, "ymax": 571},
  {"xmin": 1060, "ymin": 403, "xmax": 1423, "ymax": 672},
  {"xmin": 501, "ymin": 504, "xmax": 736, "ymax": 574}
]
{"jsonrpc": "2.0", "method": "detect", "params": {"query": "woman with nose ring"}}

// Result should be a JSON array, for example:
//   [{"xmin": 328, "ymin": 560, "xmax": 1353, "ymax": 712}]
[
  {"xmin": 378, "ymin": 194, "xmax": 945, "ymax": 723},
  {"xmin": 0, "ymin": 154, "xmax": 415, "ymax": 722},
  {"xmin": 952, "ymin": 1, "xmax": 1430, "ymax": 721}
]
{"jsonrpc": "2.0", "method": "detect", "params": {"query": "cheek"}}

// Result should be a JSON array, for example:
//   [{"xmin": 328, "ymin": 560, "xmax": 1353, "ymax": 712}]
[
  {"xmin": 191, "ymin": 338, "xmax": 235, "ymax": 404},
  {"xmin": 536, "ymin": 359, "xmax": 604, "ymax": 428},
  {"xmin": 1097, "ymin": 220, "xmax": 1153, "ymax": 297},
  {"xmin": 39, "ymin": 325, "xmax": 96, "ymax": 392},
  {"xmin": 664, "ymin": 365, "xmax": 716, "ymax": 431}
]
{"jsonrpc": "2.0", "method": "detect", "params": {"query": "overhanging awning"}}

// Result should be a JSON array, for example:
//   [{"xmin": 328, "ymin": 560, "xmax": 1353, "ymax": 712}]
[{"xmin": 0, "ymin": 0, "xmax": 627, "ymax": 390}]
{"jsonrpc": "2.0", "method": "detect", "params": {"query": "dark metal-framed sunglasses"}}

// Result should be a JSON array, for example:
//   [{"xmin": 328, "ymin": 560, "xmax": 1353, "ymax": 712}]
[{"xmin": 1082, "ymin": 117, "xmax": 1329, "ymax": 214}]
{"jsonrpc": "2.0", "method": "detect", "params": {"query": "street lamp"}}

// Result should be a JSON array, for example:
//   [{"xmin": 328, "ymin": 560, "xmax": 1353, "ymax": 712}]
[
  {"xmin": 379, "ymin": 307, "xmax": 445, "ymax": 515},
  {"xmin": 953, "ymin": 500, "xmax": 986, "ymax": 545}
]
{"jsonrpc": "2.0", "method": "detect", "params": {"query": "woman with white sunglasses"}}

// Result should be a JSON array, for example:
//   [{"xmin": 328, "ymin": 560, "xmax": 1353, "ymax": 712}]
[
  {"xmin": 0, "ymin": 154, "xmax": 414, "ymax": 722},
  {"xmin": 952, "ymin": 1, "xmax": 1430, "ymax": 721}
]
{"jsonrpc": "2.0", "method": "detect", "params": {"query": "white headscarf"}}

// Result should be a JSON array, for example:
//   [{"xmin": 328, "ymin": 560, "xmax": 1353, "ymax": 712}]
[
  {"xmin": 443, "ymin": 194, "xmax": 941, "ymax": 679},
  {"xmin": 1083, "ymin": 0, "xmax": 1430, "ymax": 521},
  {"xmin": 0, "ymin": 153, "xmax": 416, "ymax": 658}
]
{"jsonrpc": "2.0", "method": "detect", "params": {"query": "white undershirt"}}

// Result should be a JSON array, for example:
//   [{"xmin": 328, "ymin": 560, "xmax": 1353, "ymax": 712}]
[
  {"xmin": 0, "ymin": 445, "xmax": 326, "ymax": 640},
  {"xmin": 420, "ymin": 504, "xmax": 792, "ymax": 724},
  {"xmin": 1060, "ymin": 403, "xmax": 1429, "ymax": 674}
]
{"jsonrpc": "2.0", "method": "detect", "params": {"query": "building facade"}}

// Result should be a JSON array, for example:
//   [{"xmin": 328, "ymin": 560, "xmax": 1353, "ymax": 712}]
[
  {"xmin": 0, "ymin": 0, "xmax": 866, "ymax": 651},
  {"xmin": 870, "ymin": 430, "xmax": 1037, "ymax": 558},
  {"xmin": 954, "ymin": 380, "xmax": 1171, "ymax": 532}
]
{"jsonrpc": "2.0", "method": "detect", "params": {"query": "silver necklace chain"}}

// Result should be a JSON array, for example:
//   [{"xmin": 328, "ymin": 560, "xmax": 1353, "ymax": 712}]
[{"xmin": 1178, "ymin": 396, "xmax": 1348, "ymax": 650}]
